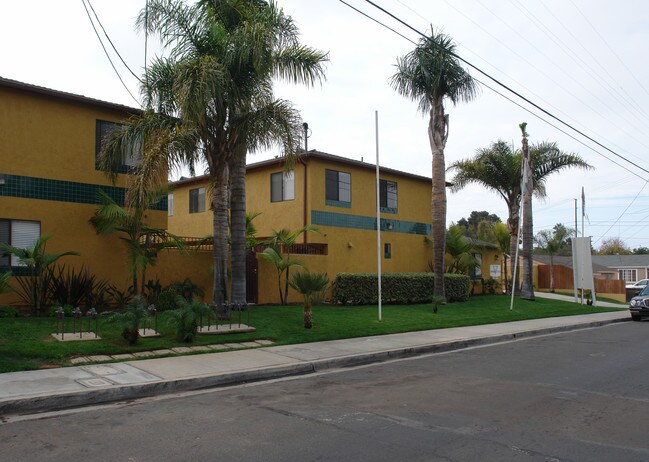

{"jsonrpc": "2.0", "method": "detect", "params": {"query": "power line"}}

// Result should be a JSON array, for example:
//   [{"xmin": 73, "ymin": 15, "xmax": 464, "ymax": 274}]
[
  {"xmin": 85, "ymin": 0, "xmax": 143, "ymax": 83},
  {"xmin": 358, "ymin": 0, "xmax": 649, "ymax": 178},
  {"xmin": 592, "ymin": 181, "xmax": 648, "ymax": 246},
  {"xmin": 81, "ymin": 0, "xmax": 140, "ymax": 106}
]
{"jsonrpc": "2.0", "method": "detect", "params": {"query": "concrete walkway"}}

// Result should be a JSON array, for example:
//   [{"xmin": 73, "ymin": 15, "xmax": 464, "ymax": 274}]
[{"xmin": 0, "ymin": 300, "xmax": 630, "ymax": 417}]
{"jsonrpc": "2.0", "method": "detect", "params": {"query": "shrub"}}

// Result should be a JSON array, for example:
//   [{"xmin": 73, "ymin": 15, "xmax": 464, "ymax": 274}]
[
  {"xmin": 103, "ymin": 296, "xmax": 149, "ymax": 345},
  {"xmin": 48, "ymin": 265, "xmax": 111, "ymax": 308},
  {"xmin": 168, "ymin": 278, "xmax": 205, "ymax": 302},
  {"xmin": 0, "ymin": 305, "xmax": 18, "ymax": 318},
  {"xmin": 167, "ymin": 297, "xmax": 211, "ymax": 342},
  {"xmin": 333, "ymin": 272, "xmax": 470, "ymax": 305},
  {"xmin": 482, "ymin": 277, "xmax": 501, "ymax": 295},
  {"xmin": 48, "ymin": 304, "xmax": 74, "ymax": 317},
  {"xmin": 154, "ymin": 287, "xmax": 182, "ymax": 311}
]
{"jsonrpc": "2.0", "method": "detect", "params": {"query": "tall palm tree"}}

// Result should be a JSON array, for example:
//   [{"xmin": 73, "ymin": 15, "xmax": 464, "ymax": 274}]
[
  {"xmin": 101, "ymin": 0, "xmax": 326, "ymax": 311},
  {"xmin": 448, "ymin": 139, "xmax": 592, "ymax": 293},
  {"xmin": 390, "ymin": 30, "xmax": 478, "ymax": 300}
]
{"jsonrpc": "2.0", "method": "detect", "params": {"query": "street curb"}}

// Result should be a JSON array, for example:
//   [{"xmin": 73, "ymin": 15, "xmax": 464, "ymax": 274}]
[{"xmin": 0, "ymin": 316, "xmax": 629, "ymax": 416}]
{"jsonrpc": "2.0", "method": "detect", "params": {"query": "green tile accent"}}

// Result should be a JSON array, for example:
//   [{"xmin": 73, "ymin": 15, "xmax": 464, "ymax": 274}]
[
  {"xmin": 326, "ymin": 199, "xmax": 351, "ymax": 209},
  {"xmin": 0, "ymin": 174, "xmax": 167, "ymax": 211},
  {"xmin": 311, "ymin": 210, "xmax": 431, "ymax": 235},
  {"xmin": 380, "ymin": 207, "xmax": 397, "ymax": 214}
]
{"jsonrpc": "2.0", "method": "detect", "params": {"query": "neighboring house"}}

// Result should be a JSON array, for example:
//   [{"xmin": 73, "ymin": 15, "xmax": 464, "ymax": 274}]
[
  {"xmin": 533, "ymin": 255, "xmax": 615, "ymax": 280},
  {"xmin": 591, "ymin": 255, "xmax": 649, "ymax": 284},
  {"xmin": 0, "ymin": 77, "xmax": 167, "ymax": 305},
  {"xmin": 169, "ymin": 150, "xmax": 502, "ymax": 303}
]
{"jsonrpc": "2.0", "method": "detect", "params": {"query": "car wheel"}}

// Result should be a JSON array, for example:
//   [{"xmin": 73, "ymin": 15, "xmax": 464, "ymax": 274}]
[{"xmin": 631, "ymin": 314, "xmax": 642, "ymax": 321}]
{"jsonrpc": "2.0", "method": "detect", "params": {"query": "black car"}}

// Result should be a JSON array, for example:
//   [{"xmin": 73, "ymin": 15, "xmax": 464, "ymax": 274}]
[{"xmin": 629, "ymin": 285, "xmax": 649, "ymax": 321}]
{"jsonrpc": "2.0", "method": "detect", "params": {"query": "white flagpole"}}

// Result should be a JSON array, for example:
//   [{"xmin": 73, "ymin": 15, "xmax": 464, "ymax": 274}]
[{"xmin": 375, "ymin": 111, "xmax": 382, "ymax": 321}]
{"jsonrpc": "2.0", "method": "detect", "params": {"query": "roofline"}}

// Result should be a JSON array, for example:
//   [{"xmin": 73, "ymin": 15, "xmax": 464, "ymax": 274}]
[
  {"xmin": 0, "ymin": 76, "xmax": 142, "ymax": 115},
  {"xmin": 170, "ymin": 149, "xmax": 448, "ymax": 187}
]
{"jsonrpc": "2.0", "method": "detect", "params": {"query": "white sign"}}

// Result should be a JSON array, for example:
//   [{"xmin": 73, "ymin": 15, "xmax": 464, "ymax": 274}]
[{"xmin": 490, "ymin": 264, "xmax": 501, "ymax": 278}]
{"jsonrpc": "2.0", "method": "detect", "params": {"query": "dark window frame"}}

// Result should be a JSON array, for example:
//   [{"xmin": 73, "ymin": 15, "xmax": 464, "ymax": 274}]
[
  {"xmin": 95, "ymin": 119, "xmax": 140, "ymax": 174},
  {"xmin": 270, "ymin": 171, "xmax": 295, "ymax": 202},
  {"xmin": 0, "ymin": 219, "xmax": 41, "ymax": 268},
  {"xmin": 379, "ymin": 179, "xmax": 398, "ymax": 212},
  {"xmin": 189, "ymin": 187, "xmax": 206, "ymax": 214},
  {"xmin": 384, "ymin": 242, "xmax": 392, "ymax": 259},
  {"xmin": 325, "ymin": 169, "xmax": 351, "ymax": 204}
]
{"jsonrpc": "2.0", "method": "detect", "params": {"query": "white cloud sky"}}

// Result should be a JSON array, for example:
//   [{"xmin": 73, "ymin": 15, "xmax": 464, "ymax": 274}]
[{"xmin": 2, "ymin": 0, "xmax": 648, "ymax": 250}]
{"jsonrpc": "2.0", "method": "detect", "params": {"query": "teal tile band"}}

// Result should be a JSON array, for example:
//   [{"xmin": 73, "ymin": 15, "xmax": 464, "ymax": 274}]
[
  {"xmin": 325, "ymin": 199, "xmax": 351, "ymax": 208},
  {"xmin": 0, "ymin": 174, "xmax": 167, "ymax": 211},
  {"xmin": 312, "ymin": 210, "xmax": 430, "ymax": 235}
]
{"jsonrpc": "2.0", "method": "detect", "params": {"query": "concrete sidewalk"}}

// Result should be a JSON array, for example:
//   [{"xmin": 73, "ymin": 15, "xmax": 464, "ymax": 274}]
[{"xmin": 0, "ymin": 307, "xmax": 629, "ymax": 417}]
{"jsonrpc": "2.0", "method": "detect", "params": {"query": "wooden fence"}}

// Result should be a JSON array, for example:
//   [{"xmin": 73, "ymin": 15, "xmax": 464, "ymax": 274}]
[{"xmin": 537, "ymin": 264, "xmax": 624, "ymax": 294}]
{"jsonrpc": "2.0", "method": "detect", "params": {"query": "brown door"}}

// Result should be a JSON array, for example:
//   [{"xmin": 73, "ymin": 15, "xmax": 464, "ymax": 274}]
[{"xmin": 246, "ymin": 251, "xmax": 258, "ymax": 304}]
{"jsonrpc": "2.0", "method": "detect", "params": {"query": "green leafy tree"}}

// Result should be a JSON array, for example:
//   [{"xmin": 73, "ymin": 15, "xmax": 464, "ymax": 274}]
[
  {"xmin": 90, "ymin": 189, "xmax": 183, "ymax": 296},
  {"xmin": 443, "ymin": 225, "xmax": 479, "ymax": 275},
  {"xmin": 289, "ymin": 270, "xmax": 329, "ymax": 329},
  {"xmin": 534, "ymin": 224, "xmax": 573, "ymax": 292},
  {"xmin": 390, "ymin": 30, "xmax": 478, "ymax": 300},
  {"xmin": 0, "ymin": 234, "xmax": 78, "ymax": 314},
  {"xmin": 457, "ymin": 211, "xmax": 501, "ymax": 238},
  {"xmin": 633, "ymin": 246, "xmax": 649, "ymax": 255},
  {"xmin": 597, "ymin": 237, "xmax": 632, "ymax": 255},
  {"xmin": 449, "ymin": 139, "xmax": 592, "ymax": 294}
]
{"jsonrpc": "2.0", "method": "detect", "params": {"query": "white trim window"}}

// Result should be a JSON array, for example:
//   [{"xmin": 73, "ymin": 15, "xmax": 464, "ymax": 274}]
[
  {"xmin": 619, "ymin": 269, "xmax": 637, "ymax": 283},
  {"xmin": 270, "ymin": 171, "xmax": 295, "ymax": 202},
  {"xmin": 0, "ymin": 219, "xmax": 41, "ymax": 267}
]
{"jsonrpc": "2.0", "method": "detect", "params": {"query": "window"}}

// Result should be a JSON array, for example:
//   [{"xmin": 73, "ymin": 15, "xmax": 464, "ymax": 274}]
[
  {"xmin": 470, "ymin": 253, "xmax": 483, "ymax": 279},
  {"xmin": 189, "ymin": 187, "xmax": 206, "ymax": 213},
  {"xmin": 95, "ymin": 120, "xmax": 140, "ymax": 171},
  {"xmin": 270, "ymin": 171, "xmax": 295, "ymax": 202},
  {"xmin": 0, "ymin": 219, "xmax": 40, "ymax": 267},
  {"xmin": 620, "ymin": 269, "xmax": 637, "ymax": 283},
  {"xmin": 384, "ymin": 243, "xmax": 392, "ymax": 259},
  {"xmin": 379, "ymin": 179, "xmax": 398, "ymax": 212},
  {"xmin": 168, "ymin": 194, "xmax": 174, "ymax": 216},
  {"xmin": 325, "ymin": 169, "xmax": 351, "ymax": 205}
]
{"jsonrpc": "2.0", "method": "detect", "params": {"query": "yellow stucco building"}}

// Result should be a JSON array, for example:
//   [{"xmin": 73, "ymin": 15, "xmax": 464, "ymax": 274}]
[
  {"xmin": 169, "ymin": 151, "xmax": 502, "ymax": 303},
  {"xmin": 0, "ymin": 77, "xmax": 167, "ymax": 305}
]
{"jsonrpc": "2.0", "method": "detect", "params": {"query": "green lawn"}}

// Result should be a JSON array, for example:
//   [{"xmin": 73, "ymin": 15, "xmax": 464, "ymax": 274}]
[{"xmin": 0, "ymin": 295, "xmax": 624, "ymax": 373}]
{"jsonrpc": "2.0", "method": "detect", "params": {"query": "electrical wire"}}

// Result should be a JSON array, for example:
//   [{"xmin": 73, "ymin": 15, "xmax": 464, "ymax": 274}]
[
  {"xmin": 592, "ymin": 181, "xmax": 648, "ymax": 246},
  {"xmin": 357, "ymin": 0, "xmax": 649, "ymax": 178},
  {"xmin": 85, "ymin": 0, "xmax": 143, "ymax": 83},
  {"xmin": 81, "ymin": 0, "xmax": 141, "ymax": 106}
]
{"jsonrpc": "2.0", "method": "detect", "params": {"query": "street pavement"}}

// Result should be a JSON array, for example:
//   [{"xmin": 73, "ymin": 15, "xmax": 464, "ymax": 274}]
[{"xmin": 0, "ymin": 293, "xmax": 629, "ymax": 416}]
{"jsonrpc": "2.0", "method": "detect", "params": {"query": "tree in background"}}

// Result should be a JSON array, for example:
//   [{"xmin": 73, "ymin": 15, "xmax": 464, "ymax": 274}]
[
  {"xmin": 449, "ymin": 139, "xmax": 592, "ymax": 294},
  {"xmin": 457, "ymin": 211, "xmax": 501, "ymax": 239},
  {"xmin": 597, "ymin": 237, "xmax": 632, "ymax": 255},
  {"xmin": 494, "ymin": 222, "xmax": 511, "ymax": 292},
  {"xmin": 633, "ymin": 247, "xmax": 649, "ymax": 255},
  {"xmin": 534, "ymin": 224, "xmax": 573, "ymax": 292},
  {"xmin": 390, "ymin": 30, "xmax": 478, "ymax": 301}
]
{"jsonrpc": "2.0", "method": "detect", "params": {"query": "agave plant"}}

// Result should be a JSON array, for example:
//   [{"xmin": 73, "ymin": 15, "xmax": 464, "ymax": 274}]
[{"xmin": 289, "ymin": 271, "xmax": 329, "ymax": 329}]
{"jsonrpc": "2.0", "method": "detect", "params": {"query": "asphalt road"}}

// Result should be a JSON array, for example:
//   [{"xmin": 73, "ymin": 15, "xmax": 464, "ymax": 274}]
[{"xmin": 2, "ymin": 321, "xmax": 648, "ymax": 462}]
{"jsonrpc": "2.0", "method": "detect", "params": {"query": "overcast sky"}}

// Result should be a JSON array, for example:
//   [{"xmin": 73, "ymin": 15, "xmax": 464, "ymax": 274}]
[{"xmin": 2, "ymin": 0, "xmax": 648, "ymax": 250}]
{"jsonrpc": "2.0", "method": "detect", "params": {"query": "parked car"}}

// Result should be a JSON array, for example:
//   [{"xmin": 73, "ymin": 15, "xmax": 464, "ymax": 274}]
[
  {"xmin": 629, "ymin": 285, "xmax": 649, "ymax": 321},
  {"xmin": 626, "ymin": 279, "xmax": 649, "ymax": 290}
]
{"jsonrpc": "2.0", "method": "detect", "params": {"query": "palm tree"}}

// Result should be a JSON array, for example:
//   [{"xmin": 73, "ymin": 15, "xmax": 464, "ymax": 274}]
[
  {"xmin": 0, "ymin": 234, "xmax": 78, "ymax": 314},
  {"xmin": 263, "ymin": 225, "xmax": 320, "ymax": 304},
  {"xmin": 493, "ymin": 221, "xmax": 511, "ymax": 292},
  {"xmin": 101, "ymin": 0, "xmax": 326, "ymax": 312},
  {"xmin": 535, "ymin": 224, "xmax": 573, "ymax": 292},
  {"xmin": 443, "ymin": 225, "xmax": 479, "ymax": 275},
  {"xmin": 89, "ymin": 189, "xmax": 183, "ymax": 296},
  {"xmin": 289, "ymin": 270, "xmax": 329, "ymax": 329},
  {"xmin": 390, "ymin": 30, "xmax": 478, "ymax": 300},
  {"xmin": 448, "ymin": 140, "xmax": 592, "ymax": 294},
  {"xmin": 259, "ymin": 246, "xmax": 304, "ymax": 306}
]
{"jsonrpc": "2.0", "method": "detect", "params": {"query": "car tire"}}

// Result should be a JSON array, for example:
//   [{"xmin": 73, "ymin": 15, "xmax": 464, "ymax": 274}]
[{"xmin": 631, "ymin": 314, "xmax": 642, "ymax": 322}]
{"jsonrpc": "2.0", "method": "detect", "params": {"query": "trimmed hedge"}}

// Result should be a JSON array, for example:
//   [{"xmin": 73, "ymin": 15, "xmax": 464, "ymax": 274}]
[{"xmin": 333, "ymin": 272, "xmax": 470, "ymax": 305}]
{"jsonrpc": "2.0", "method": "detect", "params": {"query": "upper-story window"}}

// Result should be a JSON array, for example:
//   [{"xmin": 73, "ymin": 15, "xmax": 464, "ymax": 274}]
[
  {"xmin": 325, "ymin": 169, "xmax": 351, "ymax": 207},
  {"xmin": 95, "ymin": 120, "xmax": 140, "ymax": 172},
  {"xmin": 167, "ymin": 193, "xmax": 174, "ymax": 216},
  {"xmin": 379, "ymin": 179, "xmax": 398, "ymax": 213},
  {"xmin": 189, "ymin": 187, "xmax": 206, "ymax": 213},
  {"xmin": 270, "ymin": 171, "xmax": 295, "ymax": 202},
  {"xmin": 0, "ymin": 219, "xmax": 40, "ymax": 268}
]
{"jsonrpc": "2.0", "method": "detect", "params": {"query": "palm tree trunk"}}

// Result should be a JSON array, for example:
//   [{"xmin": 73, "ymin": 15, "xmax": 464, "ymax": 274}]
[
  {"xmin": 507, "ymin": 202, "xmax": 520, "ymax": 294},
  {"xmin": 229, "ymin": 149, "xmax": 247, "ymax": 304},
  {"xmin": 520, "ymin": 135, "xmax": 535, "ymax": 300},
  {"xmin": 304, "ymin": 302, "xmax": 312, "ymax": 329},
  {"xmin": 212, "ymin": 166, "xmax": 230, "ymax": 317},
  {"xmin": 429, "ymin": 99, "xmax": 448, "ymax": 299}
]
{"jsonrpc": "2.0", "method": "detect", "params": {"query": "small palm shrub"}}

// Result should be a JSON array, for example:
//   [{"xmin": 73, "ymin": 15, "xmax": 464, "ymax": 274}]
[
  {"xmin": 167, "ymin": 297, "xmax": 212, "ymax": 342},
  {"xmin": 0, "ymin": 271, "xmax": 12, "ymax": 294},
  {"xmin": 103, "ymin": 296, "xmax": 149, "ymax": 345},
  {"xmin": 289, "ymin": 271, "xmax": 329, "ymax": 329}
]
